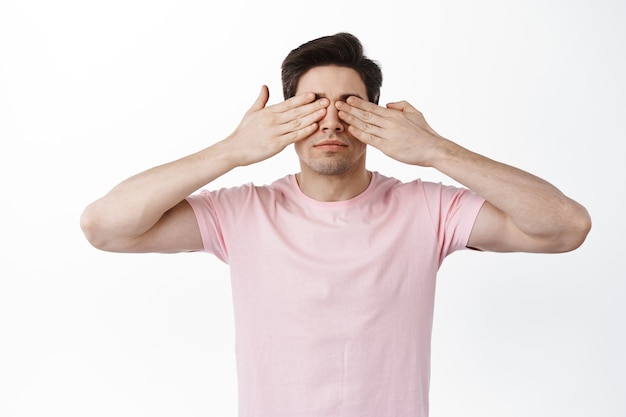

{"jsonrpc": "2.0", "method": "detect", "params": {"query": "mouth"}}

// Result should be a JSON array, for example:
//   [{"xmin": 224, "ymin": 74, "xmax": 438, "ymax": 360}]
[{"xmin": 313, "ymin": 140, "xmax": 348, "ymax": 151}]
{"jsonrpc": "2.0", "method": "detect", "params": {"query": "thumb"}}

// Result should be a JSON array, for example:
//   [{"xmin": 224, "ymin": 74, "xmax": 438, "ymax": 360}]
[
  {"xmin": 248, "ymin": 85, "xmax": 270, "ymax": 112},
  {"xmin": 387, "ymin": 100, "xmax": 419, "ymax": 114}
]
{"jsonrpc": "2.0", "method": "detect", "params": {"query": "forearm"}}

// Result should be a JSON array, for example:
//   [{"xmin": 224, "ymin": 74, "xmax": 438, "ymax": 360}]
[{"xmin": 81, "ymin": 140, "xmax": 237, "ymax": 245}]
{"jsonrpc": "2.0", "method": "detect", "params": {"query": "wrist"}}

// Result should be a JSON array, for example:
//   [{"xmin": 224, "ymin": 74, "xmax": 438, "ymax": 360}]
[
  {"xmin": 205, "ymin": 138, "xmax": 247, "ymax": 169},
  {"xmin": 418, "ymin": 136, "xmax": 459, "ymax": 169}
]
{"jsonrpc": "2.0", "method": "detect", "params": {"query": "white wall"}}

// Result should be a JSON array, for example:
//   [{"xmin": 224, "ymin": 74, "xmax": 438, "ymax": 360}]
[{"xmin": 1, "ymin": 0, "xmax": 624, "ymax": 416}]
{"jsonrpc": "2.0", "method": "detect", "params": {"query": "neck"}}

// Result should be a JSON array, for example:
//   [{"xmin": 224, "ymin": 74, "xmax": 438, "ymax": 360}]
[{"xmin": 295, "ymin": 167, "xmax": 372, "ymax": 202}]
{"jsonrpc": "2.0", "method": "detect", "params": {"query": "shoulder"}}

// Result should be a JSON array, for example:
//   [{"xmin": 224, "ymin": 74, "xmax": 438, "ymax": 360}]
[
  {"xmin": 372, "ymin": 172, "xmax": 483, "ymax": 210},
  {"xmin": 187, "ymin": 175, "xmax": 293, "ymax": 208},
  {"xmin": 371, "ymin": 172, "xmax": 433, "ymax": 198}
]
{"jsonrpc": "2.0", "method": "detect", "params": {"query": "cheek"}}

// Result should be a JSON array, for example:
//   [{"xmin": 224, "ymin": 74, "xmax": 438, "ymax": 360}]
[{"xmin": 351, "ymin": 138, "xmax": 367, "ymax": 153}]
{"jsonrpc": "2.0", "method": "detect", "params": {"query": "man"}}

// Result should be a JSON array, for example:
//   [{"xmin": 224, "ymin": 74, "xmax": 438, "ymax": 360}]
[{"xmin": 81, "ymin": 33, "xmax": 591, "ymax": 416}]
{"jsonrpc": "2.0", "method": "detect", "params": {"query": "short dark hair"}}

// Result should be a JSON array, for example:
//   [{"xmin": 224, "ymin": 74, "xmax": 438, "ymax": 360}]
[{"xmin": 281, "ymin": 32, "xmax": 383, "ymax": 104}]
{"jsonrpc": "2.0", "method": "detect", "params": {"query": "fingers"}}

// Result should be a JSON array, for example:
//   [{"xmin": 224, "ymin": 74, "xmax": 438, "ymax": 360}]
[
  {"xmin": 271, "ymin": 93, "xmax": 329, "ymax": 139},
  {"xmin": 280, "ymin": 96, "xmax": 329, "ymax": 125},
  {"xmin": 336, "ymin": 97, "xmax": 386, "ymax": 126},
  {"xmin": 250, "ymin": 86, "xmax": 326, "ymax": 120},
  {"xmin": 339, "ymin": 96, "xmax": 420, "ymax": 119},
  {"xmin": 336, "ymin": 97, "xmax": 426, "ymax": 142},
  {"xmin": 336, "ymin": 98, "xmax": 386, "ymax": 144},
  {"xmin": 279, "ymin": 121, "xmax": 319, "ymax": 144},
  {"xmin": 244, "ymin": 87, "xmax": 329, "ymax": 143},
  {"xmin": 270, "ymin": 91, "xmax": 318, "ymax": 113},
  {"xmin": 275, "ymin": 103, "xmax": 327, "ymax": 144}
]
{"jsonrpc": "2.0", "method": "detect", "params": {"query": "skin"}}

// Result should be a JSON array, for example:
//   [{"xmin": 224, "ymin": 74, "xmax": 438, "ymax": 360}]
[
  {"xmin": 292, "ymin": 66, "xmax": 371, "ymax": 201},
  {"xmin": 80, "ymin": 65, "xmax": 591, "ymax": 254},
  {"xmin": 334, "ymin": 90, "xmax": 592, "ymax": 252}
]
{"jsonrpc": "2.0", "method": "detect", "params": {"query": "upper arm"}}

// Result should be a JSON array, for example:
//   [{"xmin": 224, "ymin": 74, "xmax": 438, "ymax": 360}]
[
  {"xmin": 85, "ymin": 199, "xmax": 204, "ymax": 254},
  {"xmin": 131, "ymin": 199, "xmax": 204, "ymax": 253},
  {"xmin": 467, "ymin": 201, "xmax": 558, "ymax": 253}
]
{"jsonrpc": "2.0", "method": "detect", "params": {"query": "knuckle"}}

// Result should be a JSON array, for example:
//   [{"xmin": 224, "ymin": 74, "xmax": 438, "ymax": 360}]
[
  {"xmin": 264, "ymin": 112, "xmax": 275, "ymax": 124},
  {"xmin": 285, "ymin": 131, "xmax": 298, "ymax": 142}
]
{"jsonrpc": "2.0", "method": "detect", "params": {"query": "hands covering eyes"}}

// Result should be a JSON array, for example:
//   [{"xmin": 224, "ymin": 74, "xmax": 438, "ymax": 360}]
[{"xmin": 336, "ymin": 96, "xmax": 446, "ymax": 167}]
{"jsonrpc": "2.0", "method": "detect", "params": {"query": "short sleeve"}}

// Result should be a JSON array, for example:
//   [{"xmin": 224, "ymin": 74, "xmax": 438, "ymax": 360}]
[
  {"xmin": 185, "ymin": 190, "xmax": 229, "ymax": 263},
  {"xmin": 421, "ymin": 182, "xmax": 486, "ymax": 263}
]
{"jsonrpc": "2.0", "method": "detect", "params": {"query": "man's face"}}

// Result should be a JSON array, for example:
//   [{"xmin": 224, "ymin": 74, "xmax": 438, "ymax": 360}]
[{"xmin": 294, "ymin": 65, "xmax": 369, "ymax": 177}]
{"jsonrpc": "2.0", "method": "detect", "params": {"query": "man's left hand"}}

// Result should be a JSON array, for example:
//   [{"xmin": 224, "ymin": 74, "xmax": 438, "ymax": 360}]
[{"xmin": 336, "ymin": 97, "xmax": 445, "ymax": 167}]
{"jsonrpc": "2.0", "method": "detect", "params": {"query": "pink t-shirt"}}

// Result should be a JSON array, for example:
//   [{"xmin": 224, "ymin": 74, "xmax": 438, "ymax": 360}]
[{"xmin": 186, "ymin": 172, "xmax": 485, "ymax": 417}]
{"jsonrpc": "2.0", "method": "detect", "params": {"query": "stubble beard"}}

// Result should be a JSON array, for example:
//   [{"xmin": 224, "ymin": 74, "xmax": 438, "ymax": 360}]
[
  {"xmin": 297, "ymin": 133, "xmax": 367, "ymax": 177},
  {"xmin": 307, "ymin": 154, "xmax": 354, "ymax": 176}
]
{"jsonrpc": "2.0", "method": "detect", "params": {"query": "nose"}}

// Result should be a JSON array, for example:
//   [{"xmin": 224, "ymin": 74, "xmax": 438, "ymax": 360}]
[{"xmin": 320, "ymin": 101, "xmax": 345, "ymax": 133}]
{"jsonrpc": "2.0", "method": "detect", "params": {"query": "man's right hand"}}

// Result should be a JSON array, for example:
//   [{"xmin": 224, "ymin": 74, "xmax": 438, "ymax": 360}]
[{"xmin": 224, "ymin": 85, "xmax": 329, "ymax": 166}]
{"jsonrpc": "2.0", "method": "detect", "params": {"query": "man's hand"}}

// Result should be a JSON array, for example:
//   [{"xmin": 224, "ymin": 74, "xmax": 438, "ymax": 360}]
[
  {"xmin": 225, "ymin": 85, "xmax": 329, "ymax": 166},
  {"xmin": 336, "ymin": 96, "xmax": 444, "ymax": 167}
]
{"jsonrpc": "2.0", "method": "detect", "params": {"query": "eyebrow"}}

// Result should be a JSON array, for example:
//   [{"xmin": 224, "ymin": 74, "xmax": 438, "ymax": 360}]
[{"xmin": 314, "ymin": 93, "xmax": 365, "ymax": 101}]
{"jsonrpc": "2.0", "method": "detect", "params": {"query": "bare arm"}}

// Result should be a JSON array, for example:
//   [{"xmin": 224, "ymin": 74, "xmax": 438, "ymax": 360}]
[
  {"xmin": 80, "ymin": 86, "xmax": 329, "ymax": 253},
  {"xmin": 336, "ymin": 97, "xmax": 591, "ymax": 253},
  {"xmin": 425, "ymin": 139, "xmax": 590, "ymax": 253},
  {"xmin": 80, "ymin": 142, "xmax": 237, "ymax": 253}
]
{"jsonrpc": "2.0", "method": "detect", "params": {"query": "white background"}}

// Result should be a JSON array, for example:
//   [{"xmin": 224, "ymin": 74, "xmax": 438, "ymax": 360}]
[{"xmin": 1, "ymin": 0, "xmax": 624, "ymax": 416}]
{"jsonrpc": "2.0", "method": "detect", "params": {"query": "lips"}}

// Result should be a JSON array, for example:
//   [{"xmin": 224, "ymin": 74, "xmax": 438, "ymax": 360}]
[{"xmin": 314, "ymin": 140, "xmax": 348, "ymax": 148}]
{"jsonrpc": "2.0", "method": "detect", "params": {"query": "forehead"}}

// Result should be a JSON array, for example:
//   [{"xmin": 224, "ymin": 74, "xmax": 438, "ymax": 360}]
[{"xmin": 295, "ymin": 65, "xmax": 367, "ymax": 99}]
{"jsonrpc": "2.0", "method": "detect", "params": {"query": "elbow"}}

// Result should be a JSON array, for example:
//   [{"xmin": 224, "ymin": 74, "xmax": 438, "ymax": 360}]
[
  {"xmin": 80, "ymin": 204, "xmax": 116, "ymax": 251},
  {"xmin": 80, "ymin": 203, "xmax": 143, "ymax": 252},
  {"xmin": 554, "ymin": 204, "xmax": 592, "ymax": 253}
]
